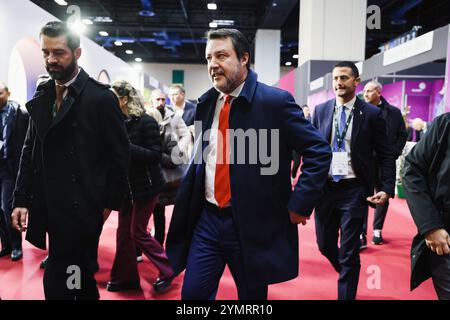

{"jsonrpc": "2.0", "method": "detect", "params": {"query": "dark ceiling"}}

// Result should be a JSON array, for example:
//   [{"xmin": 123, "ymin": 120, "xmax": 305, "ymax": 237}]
[{"xmin": 30, "ymin": 0, "xmax": 450, "ymax": 67}]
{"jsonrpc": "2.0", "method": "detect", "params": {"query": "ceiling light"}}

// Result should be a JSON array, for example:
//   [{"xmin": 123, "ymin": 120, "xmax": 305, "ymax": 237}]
[
  {"xmin": 68, "ymin": 21, "xmax": 86, "ymax": 34},
  {"xmin": 209, "ymin": 22, "xmax": 218, "ymax": 28},
  {"xmin": 99, "ymin": 31, "xmax": 109, "ymax": 36},
  {"xmin": 285, "ymin": 61, "xmax": 292, "ymax": 66},
  {"xmin": 126, "ymin": 50, "xmax": 134, "ymax": 55},
  {"xmin": 93, "ymin": 17, "xmax": 113, "ymax": 23},
  {"xmin": 293, "ymin": 54, "xmax": 299, "ymax": 59},
  {"xmin": 272, "ymin": 2, "xmax": 277, "ymax": 6},
  {"xmin": 135, "ymin": 57, "xmax": 142, "ymax": 62},
  {"xmin": 207, "ymin": 3, "xmax": 217, "ymax": 10},
  {"xmin": 82, "ymin": 19, "xmax": 93, "ymax": 25},
  {"xmin": 114, "ymin": 41, "xmax": 123, "ymax": 46},
  {"xmin": 54, "ymin": 0, "xmax": 68, "ymax": 5}
]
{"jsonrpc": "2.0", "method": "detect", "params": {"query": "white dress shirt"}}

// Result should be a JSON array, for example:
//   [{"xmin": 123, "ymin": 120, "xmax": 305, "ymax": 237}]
[
  {"xmin": 330, "ymin": 95, "xmax": 357, "ymax": 179},
  {"xmin": 205, "ymin": 82, "xmax": 245, "ymax": 206}
]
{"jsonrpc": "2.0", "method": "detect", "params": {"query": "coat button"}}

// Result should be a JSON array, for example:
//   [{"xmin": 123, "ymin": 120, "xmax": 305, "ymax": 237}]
[
  {"xmin": 73, "ymin": 201, "xmax": 79, "ymax": 209},
  {"xmin": 69, "ymin": 146, "xmax": 75, "ymax": 155},
  {"xmin": 71, "ymin": 174, "xmax": 77, "ymax": 183}
]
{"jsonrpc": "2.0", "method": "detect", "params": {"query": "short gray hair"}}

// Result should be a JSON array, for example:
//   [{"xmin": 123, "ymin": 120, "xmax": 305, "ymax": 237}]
[{"xmin": 366, "ymin": 80, "xmax": 382, "ymax": 91}]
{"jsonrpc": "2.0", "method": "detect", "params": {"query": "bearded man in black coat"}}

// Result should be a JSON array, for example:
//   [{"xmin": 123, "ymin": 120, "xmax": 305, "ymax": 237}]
[{"xmin": 11, "ymin": 21, "xmax": 129, "ymax": 300}]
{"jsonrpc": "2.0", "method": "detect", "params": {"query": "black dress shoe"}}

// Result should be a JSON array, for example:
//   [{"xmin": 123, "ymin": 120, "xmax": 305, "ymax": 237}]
[
  {"xmin": 152, "ymin": 275, "xmax": 175, "ymax": 292},
  {"xmin": 106, "ymin": 281, "xmax": 141, "ymax": 292},
  {"xmin": 40, "ymin": 255, "xmax": 49, "ymax": 269},
  {"xmin": 0, "ymin": 247, "xmax": 12, "ymax": 258},
  {"xmin": 11, "ymin": 249, "xmax": 23, "ymax": 261}
]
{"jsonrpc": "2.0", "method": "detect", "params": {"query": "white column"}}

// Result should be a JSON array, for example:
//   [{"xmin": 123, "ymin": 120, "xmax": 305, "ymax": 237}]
[
  {"xmin": 254, "ymin": 29, "xmax": 281, "ymax": 86},
  {"xmin": 299, "ymin": 0, "xmax": 367, "ymax": 65}
]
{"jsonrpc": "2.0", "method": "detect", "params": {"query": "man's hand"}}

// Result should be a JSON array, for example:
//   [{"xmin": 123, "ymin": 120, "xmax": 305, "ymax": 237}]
[
  {"xmin": 11, "ymin": 208, "xmax": 29, "ymax": 232},
  {"xmin": 425, "ymin": 228, "xmax": 450, "ymax": 256},
  {"xmin": 103, "ymin": 208, "xmax": 112, "ymax": 223},
  {"xmin": 367, "ymin": 191, "xmax": 389, "ymax": 205},
  {"xmin": 289, "ymin": 211, "xmax": 310, "ymax": 225}
]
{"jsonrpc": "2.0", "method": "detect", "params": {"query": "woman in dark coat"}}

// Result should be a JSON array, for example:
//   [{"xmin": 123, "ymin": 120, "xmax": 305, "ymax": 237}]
[{"xmin": 107, "ymin": 80, "xmax": 174, "ymax": 292}]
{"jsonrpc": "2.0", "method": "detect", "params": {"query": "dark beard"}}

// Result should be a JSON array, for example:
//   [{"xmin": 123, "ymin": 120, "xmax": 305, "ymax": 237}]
[{"xmin": 46, "ymin": 57, "xmax": 77, "ymax": 82}]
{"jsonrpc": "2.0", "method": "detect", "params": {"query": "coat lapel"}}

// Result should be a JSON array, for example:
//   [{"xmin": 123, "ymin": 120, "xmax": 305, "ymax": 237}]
[
  {"xmin": 51, "ymin": 69, "xmax": 89, "ymax": 129},
  {"xmin": 25, "ymin": 82, "xmax": 54, "ymax": 141},
  {"xmin": 350, "ymin": 97, "xmax": 365, "ymax": 151}
]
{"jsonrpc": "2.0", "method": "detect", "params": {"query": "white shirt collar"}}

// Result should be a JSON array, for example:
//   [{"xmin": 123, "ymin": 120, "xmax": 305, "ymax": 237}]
[
  {"xmin": 218, "ymin": 81, "xmax": 245, "ymax": 101},
  {"xmin": 58, "ymin": 67, "xmax": 81, "ymax": 87},
  {"xmin": 336, "ymin": 95, "xmax": 357, "ymax": 110}
]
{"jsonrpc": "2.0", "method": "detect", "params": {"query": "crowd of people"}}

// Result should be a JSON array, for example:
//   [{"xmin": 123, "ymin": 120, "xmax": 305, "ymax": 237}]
[{"xmin": 0, "ymin": 21, "xmax": 449, "ymax": 300}]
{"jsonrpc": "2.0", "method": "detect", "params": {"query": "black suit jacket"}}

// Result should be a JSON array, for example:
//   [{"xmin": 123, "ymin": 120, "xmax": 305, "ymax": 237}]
[
  {"xmin": 182, "ymin": 100, "xmax": 196, "ymax": 126},
  {"xmin": 13, "ymin": 68, "xmax": 129, "ymax": 250},
  {"xmin": 312, "ymin": 97, "xmax": 397, "ymax": 200},
  {"xmin": 379, "ymin": 96, "xmax": 407, "ymax": 158}
]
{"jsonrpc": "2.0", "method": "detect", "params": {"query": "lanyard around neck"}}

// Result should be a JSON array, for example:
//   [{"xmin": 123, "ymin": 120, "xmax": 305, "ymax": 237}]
[{"xmin": 334, "ymin": 107, "xmax": 354, "ymax": 150}]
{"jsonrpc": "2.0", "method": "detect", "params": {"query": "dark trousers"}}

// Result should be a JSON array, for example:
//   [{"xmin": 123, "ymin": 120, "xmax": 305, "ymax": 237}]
[
  {"xmin": 153, "ymin": 204, "xmax": 166, "ymax": 246},
  {"xmin": 110, "ymin": 195, "xmax": 173, "ymax": 284},
  {"xmin": 315, "ymin": 180, "xmax": 366, "ymax": 300},
  {"xmin": 0, "ymin": 165, "xmax": 21, "ymax": 250},
  {"xmin": 429, "ymin": 251, "xmax": 450, "ymax": 300},
  {"xmin": 44, "ymin": 231, "xmax": 101, "ymax": 300},
  {"xmin": 182, "ymin": 203, "xmax": 268, "ymax": 300},
  {"xmin": 362, "ymin": 185, "xmax": 389, "ymax": 235}
]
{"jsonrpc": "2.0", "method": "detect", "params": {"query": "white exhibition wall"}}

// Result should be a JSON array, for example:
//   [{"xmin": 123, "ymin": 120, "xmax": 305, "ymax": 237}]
[{"xmin": 0, "ymin": 0, "xmax": 143, "ymax": 106}]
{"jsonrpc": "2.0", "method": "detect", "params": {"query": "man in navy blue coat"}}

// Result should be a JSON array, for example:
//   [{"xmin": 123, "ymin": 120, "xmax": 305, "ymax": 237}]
[
  {"xmin": 166, "ymin": 29, "xmax": 332, "ymax": 300},
  {"xmin": 312, "ymin": 61, "xmax": 396, "ymax": 300}
]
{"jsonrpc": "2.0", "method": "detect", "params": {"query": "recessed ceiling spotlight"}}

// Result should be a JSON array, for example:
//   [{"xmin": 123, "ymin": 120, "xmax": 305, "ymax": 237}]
[
  {"xmin": 207, "ymin": 3, "xmax": 217, "ymax": 10},
  {"xmin": 293, "ymin": 54, "xmax": 299, "ymax": 59},
  {"xmin": 82, "ymin": 19, "xmax": 93, "ymax": 25},
  {"xmin": 126, "ymin": 50, "xmax": 134, "ymax": 55},
  {"xmin": 135, "ymin": 57, "xmax": 142, "ymax": 62},
  {"xmin": 99, "ymin": 31, "xmax": 109, "ymax": 36},
  {"xmin": 114, "ymin": 41, "xmax": 123, "ymax": 46},
  {"xmin": 285, "ymin": 61, "xmax": 292, "ymax": 66},
  {"xmin": 209, "ymin": 22, "xmax": 218, "ymax": 28},
  {"xmin": 54, "ymin": 0, "xmax": 68, "ymax": 6}
]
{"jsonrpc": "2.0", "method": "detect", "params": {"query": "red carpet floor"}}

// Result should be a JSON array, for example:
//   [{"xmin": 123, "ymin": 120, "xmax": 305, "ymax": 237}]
[{"xmin": 0, "ymin": 197, "xmax": 437, "ymax": 300}]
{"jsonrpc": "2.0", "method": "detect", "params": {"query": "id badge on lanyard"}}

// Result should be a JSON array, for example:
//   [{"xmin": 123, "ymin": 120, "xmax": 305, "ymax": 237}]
[
  {"xmin": 332, "ymin": 151, "xmax": 349, "ymax": 175},
  {"xmin": 331, "ymin": 108, "xmax": 353, "ymax": 176}
]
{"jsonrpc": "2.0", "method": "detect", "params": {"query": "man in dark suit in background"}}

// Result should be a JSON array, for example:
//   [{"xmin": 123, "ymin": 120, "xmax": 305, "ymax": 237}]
[
  {"xmin": 167, "ymin": 28, "xmax": 331, "ymax": 300},
  {"xmin": 169, "ymin": 84, "xmax": 196, "ymax": 126},
  {"xmin": 361, "ymin": 80, "xmax": 407, "ymax": 247},
  {"xmin": 0, "ymin": 82, "xmax": 29, "ymax": 261},
  {"xmin": 11, "ymin": 21, "xmax": 129, "ymax": 300},
  {"xmin": 312, "ymin": 61, "xmax": 396, "ymax": 300}
]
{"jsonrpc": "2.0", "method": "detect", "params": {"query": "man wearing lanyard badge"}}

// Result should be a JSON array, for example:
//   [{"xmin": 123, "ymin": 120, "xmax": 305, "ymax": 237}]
[{"xmin": 311, "ymin": 61, "xmax": 396, "ymax": 300}]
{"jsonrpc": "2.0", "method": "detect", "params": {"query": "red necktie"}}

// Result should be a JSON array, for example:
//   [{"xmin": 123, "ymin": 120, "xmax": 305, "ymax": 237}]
[{"xmin": 214, "ymin": 95, "xmax": 232, "ymax": 207}]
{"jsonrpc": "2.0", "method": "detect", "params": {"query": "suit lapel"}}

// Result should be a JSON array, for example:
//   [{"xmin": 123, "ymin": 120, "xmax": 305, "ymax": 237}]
[
  {"xmin": 323, "ymin": 99, "xmax": 335, "ymax": 143},
  {"xmin": 351, "ymin": 98, "xmax": 364, "ymax": 151}
]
